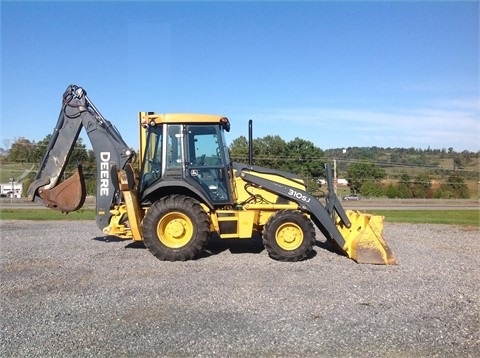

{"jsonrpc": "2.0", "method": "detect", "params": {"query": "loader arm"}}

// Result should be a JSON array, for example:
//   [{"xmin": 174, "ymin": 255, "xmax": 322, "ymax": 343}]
[
  {"xmin": 28, "ymin": 85, "xmax": 135, "ymax": 230},
  {"xmin": 234, "ymin": 163, "xmax": 349, "ymax": 248},
  {"xmin": 233, "ymin": 162, "xmax": 397, "ymax": 264}
]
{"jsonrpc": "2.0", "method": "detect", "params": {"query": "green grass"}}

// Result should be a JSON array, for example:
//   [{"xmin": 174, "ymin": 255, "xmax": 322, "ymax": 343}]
[
  {"xmin": 370, "ymin": 210, "xmax": 479, "ymax": 227},
  {"xmin": 1, "ymin": 208, "xmax": 478, "ymax": 227},
  {"xmin": 0, "ymin": 163, "xmax": 35, "ymax": 182},
  {"xmin": 0, "ymin": 209, "xmax": 95, "ymax": 221}
]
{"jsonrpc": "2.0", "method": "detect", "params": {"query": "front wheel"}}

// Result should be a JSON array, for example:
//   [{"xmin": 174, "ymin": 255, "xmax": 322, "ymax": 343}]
[
  {"xmin": 263, "ymin": 210, "xmax": 316, "ymax": 262},
  {"xmin": 142, "ymin": 195, "xmax": 210, "ymax": 261}
]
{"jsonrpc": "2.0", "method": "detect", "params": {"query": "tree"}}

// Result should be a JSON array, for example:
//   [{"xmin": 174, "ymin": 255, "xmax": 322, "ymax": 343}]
[
  {"xmin": 393, "ymin": 173, "xmax": 413, "ymax": 198},
  {"xmin": 385, "ymin": 183, "xmax": 395, "ymax": 198},
  {"xmin": 346, "ymin": 162, "xmax": 386, "ymax": 193},
  {"xmin": 0, "ymin": 148, "xmax": 8, "ymax": 163},
  {"xmin": 399, "ymin": 173, "xmax": 411, "ymax": 185},
  {"xmin": 396, "ymin": 183, "xmax": 411, "ymax": 198},
  {"xmin": 441, "ymin": 173, "xmax": 470, "ymax": 199},
  {"xmin": 8, "ymin": 137, "xmax": 36, "ymax": 163},
  {"xmin": 360, "ymin": 181, "xmax": 384, "ymax": 198},
  {"xmin": 411, "ymin": 173, "xmax": 432, "ymax": 198},
  {"xmin": 285, "ymin": 138, "xmax": 324, "ymax": 177},
  {"xmin": 229, "ymin": 135, "xmax": 325, "ymax": 180},
  {"xmin": 453, "ymin": 154, "xmax": 466, "ymax": 170},
  {"xmin": 229, "ymin": 135, "xmax": 249, "ymax": 162},
  {"xmin": 253, "ymin": 135, "xmax": 288, "ymax": 170}
]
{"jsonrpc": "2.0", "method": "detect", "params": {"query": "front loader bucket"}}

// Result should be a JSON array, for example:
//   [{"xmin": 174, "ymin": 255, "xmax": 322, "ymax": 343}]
[{"xmin": 336, "ymin": 210, "xmax": 397, "ymax": 265}]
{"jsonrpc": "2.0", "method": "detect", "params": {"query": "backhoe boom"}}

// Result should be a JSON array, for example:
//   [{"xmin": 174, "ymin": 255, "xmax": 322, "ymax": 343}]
[{"xmin": 28, "ymin": 85, "xmax": 135, "ymax": 229}]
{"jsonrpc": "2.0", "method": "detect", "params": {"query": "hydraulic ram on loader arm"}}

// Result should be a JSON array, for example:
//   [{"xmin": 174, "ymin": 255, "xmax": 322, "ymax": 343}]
[
  {"xmin": 233, "ymin": 162, "xmax": 397, "ymax": 265},
  {"xmin": 28, "ymin": 85, "xmax": 135, "ymax": 230}
]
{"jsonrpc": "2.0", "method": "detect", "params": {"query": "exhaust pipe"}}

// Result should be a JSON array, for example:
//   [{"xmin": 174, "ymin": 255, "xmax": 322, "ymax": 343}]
[{"xmin": 248, "ymin": 119, "xmax": 253, "ymax": 165}]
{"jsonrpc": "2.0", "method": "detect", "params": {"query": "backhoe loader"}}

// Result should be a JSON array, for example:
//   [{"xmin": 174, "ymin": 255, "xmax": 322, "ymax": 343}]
[{"xmin": 28, "ymin": 85, "xmax": 397, "ymax": 264}]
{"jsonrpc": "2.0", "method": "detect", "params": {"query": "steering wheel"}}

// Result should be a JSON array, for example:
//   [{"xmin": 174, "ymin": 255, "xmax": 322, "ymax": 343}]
[
  {"xmin": 149, "ymin": 160, "xmax": 161, "ymax": 176},
  {"xmin": 197, "ymin": 154, "xmax": 206, "ymax": 166}
]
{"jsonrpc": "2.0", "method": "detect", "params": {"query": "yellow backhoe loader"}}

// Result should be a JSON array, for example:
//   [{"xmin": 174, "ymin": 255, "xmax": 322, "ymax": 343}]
[{"xmin": 28, "ymin": 85, "xmax": 397, "ymax": 264}]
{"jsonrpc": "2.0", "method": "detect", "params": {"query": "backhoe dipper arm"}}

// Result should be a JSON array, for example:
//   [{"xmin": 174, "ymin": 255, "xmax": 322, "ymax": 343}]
[{"xmin": 28, "ymin": 85, "xmax": 135, "ymax": 230}]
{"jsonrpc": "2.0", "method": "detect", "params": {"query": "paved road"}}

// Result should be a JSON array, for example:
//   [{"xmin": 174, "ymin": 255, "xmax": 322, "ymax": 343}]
[
  {"xmin": 0, "ymin": 197, "xmax": 97, "ymax": 210},
  {"xmin": 342, "ymin": 198, "xmax": 479, "ymax": 210},
  {"xmin": 1, "ymin": 197, "xmax": 478, "ymax": 210}
]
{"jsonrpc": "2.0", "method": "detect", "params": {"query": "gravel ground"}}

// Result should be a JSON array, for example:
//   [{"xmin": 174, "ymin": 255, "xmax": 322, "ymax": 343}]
[{"xmin": 0, "ymin": 220, "xmax": 479, "ymax": 357}]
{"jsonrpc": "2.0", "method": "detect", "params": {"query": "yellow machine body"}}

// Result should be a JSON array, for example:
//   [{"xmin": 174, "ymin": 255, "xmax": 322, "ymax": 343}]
[
  {"xmin": 29, "ymin": 86, "xmax": 396, "ymax": 265},
  {"xmin": 104, "ymin": 111, "xmax": 396, "ymax": 264}
]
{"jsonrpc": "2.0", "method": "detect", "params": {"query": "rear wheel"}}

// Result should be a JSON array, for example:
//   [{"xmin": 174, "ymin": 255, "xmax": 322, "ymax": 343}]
[
  {"xmin": 142, "ymin": 195, "xmax": 210, "ymax": 261},
  {"xmin": 263, "ymin": 210, "xmax": 316, "ymax": 262}
]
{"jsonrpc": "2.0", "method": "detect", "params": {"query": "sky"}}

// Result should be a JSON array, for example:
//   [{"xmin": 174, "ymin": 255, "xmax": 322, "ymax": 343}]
[{"xmin": 1, "ymin": 0, "xmax": 479, "ymax": 153}]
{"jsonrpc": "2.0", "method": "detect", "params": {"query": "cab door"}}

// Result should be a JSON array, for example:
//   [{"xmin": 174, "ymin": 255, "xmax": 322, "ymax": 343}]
[{"xmin": 185, "ymin": 124, "xmax": 233, "ymax": 205}]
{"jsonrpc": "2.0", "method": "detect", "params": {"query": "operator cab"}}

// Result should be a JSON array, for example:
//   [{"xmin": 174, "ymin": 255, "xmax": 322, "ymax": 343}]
[{"xmin": 139, "ymin": 115, "xmax": 233, "ymax": 206}]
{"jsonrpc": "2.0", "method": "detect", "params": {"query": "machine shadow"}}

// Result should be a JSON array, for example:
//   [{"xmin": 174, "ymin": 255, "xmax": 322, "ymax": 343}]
[
  {"xmin": 315, "ymin": 239, "xmax": 335, "ymax": 253},
  {"xmin": 92, "ymin": 236, "xmax": 146, "ymax": 249},
  {"xmin": 202, "ymin": 234, "xmax": 320, "ymax": 261},
  {"xmin": 92, "ymin": 235, "xmax": 327, "ymax": 261},
  {"xmin": 200, "ymin": 233, "xmax": 265, "ymax": 259},
  {"xmin": 92, "ymin": 234, "xmax": 266, "ymax": 258}
]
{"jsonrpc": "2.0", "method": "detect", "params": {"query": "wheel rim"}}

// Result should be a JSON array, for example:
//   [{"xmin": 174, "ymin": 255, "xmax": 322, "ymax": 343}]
[
  {"xmin": 157, "ymin": 211, "xmax": 193, "ymax": 248},
  {"xmin": 275, "ymin": 222, "xmax": 303, "ymax": 251}
]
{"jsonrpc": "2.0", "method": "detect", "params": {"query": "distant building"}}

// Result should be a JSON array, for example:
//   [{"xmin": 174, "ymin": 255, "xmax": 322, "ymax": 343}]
[
  {"xmin": 317, "ymin": 178, "xmax": 349, "ymax": 186},
  {"xmin": 0, "ymin": 182, "xmax": 22, "ymax": 198}
]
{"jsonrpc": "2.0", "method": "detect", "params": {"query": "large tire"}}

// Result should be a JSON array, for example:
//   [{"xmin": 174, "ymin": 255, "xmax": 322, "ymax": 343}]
[
  {"xmin": 263, "ymin": 210, "xmax": 316, "ymax": 262},
  {"xmin": 142, "ymin": 195, "xmax": 210, "ymax": 261}
]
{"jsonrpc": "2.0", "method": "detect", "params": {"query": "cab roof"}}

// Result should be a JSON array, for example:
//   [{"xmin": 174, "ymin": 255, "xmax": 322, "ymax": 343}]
[{"xmin": 140, "ymin": 112, "xmax": 228, "ymax": 125}]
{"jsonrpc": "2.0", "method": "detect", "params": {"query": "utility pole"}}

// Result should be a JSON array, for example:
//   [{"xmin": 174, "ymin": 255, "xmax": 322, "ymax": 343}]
[
  {"xmin": 9, "ymin": 177, "xmax": 14, "ymax": 202},
  {"xmin": 333, "ymin": 158, "xmax": 337, "ymax": 195}
]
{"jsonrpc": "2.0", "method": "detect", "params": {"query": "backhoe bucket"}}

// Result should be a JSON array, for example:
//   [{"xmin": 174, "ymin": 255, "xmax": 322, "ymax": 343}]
[
  {"xmin": 336, "ymin": 210, "xmax": 397, "ymax": 265},
  {"xmin": 37, "ymin": 166, "xmax": 86, "ymax": 213}
]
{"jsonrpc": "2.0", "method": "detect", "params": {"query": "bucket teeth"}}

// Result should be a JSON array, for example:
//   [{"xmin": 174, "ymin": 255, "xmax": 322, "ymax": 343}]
[{"xmin": 336, "ymin": 210, "xmax": 397, "ymax": 265}]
